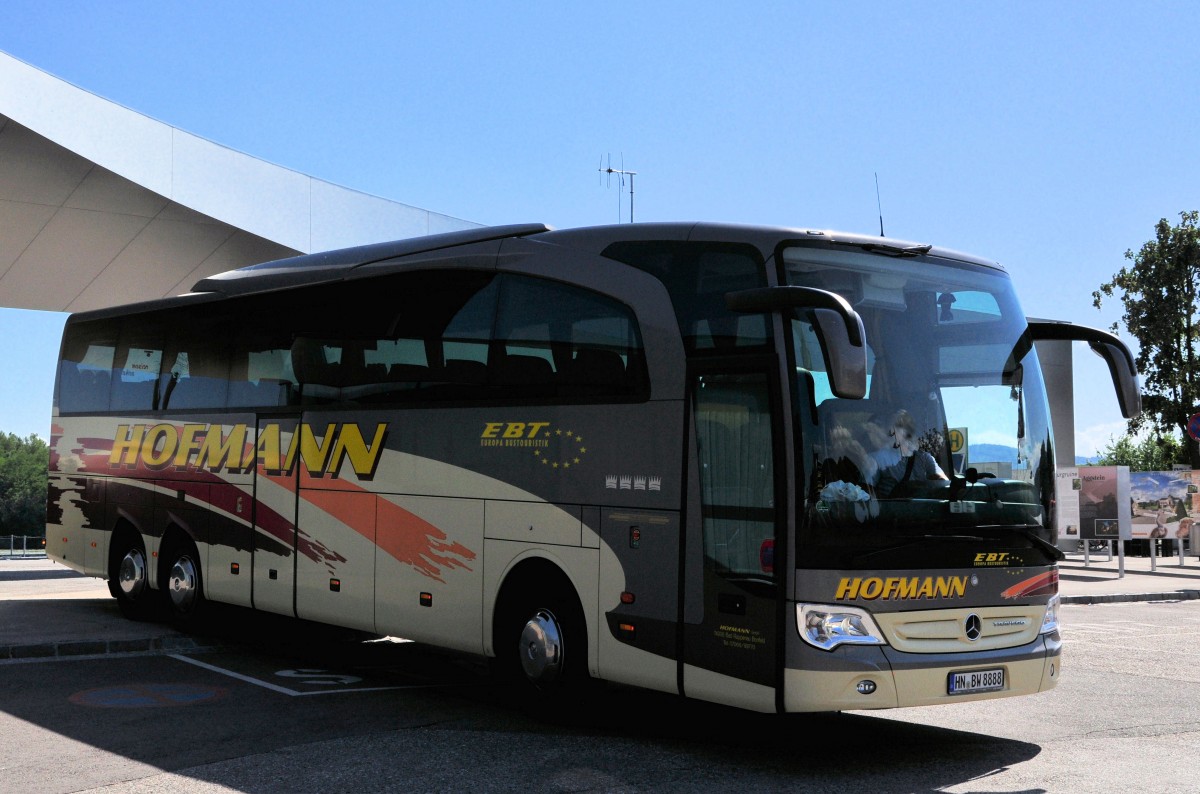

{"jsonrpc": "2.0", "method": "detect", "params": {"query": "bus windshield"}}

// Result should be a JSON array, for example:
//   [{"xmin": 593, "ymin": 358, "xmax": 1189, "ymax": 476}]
[{"xmin": 784, "ymin": 246, "xmax": 1054, "ymax": 566}]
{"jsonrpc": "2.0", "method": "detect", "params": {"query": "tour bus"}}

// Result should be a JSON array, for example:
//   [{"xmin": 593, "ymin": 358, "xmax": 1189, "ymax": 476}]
[{"xmin": 46, "ymin": 221, "xmax": 1140, "ymax": 714}]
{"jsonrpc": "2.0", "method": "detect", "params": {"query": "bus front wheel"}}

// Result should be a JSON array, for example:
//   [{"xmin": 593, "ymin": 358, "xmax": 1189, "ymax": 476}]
[
  {"xmin": 518, "ymin": 607, "xmax": 566, "ymax": 686},
  {"xmin": 492, "ymin": 573, "xmax": 595, "ymax": 715}
]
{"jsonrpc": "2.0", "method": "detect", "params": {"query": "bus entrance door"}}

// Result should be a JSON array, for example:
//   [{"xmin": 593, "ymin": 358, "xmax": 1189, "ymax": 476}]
[
  {"xmin": 251, "ymin": 415, "xmax": 299, "ymax": 617},
  {"xmin": 682, "ymin": 370, "xmax": 780, "ymax": 712}
]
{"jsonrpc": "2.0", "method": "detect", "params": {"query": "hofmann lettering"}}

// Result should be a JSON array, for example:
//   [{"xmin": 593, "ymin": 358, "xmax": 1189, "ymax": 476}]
[
  {"xmin": 108, "ymin": 422, "xmax": 387, "ymax": 479},
  {"xmin": 835, "ymin": 575, "xmax": 969, "ymax": 600}
]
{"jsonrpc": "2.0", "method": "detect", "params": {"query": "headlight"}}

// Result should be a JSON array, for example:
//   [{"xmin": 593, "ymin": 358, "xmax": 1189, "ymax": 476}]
[
  {"xmin": 797, "ymin": 603, "xmax": 887, "ymax": 651},
  {"xmin": 1040, "ymin": 594, "xmax": 1060, "ymax": 635}
]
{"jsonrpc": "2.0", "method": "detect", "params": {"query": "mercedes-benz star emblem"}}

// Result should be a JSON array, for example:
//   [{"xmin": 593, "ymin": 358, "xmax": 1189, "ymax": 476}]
[{"xmin": 964, "ymin": 614, "xmax": 982, "ymax": 641}]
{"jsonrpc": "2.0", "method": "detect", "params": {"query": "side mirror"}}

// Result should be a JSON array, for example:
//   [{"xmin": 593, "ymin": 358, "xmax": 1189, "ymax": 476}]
[
  {"xmin": 727, "ymin": 286, "xmax": 868, "ymax": 399},
  {"xmin": 1027, "ymin": 320, "xmax": 1141, "ymax": 419}
]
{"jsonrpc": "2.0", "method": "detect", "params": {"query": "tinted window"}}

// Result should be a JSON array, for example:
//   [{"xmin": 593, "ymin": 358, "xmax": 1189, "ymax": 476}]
[
  {"xmin": 601, "ymin": 240, "xmax": 770, "ymax": 353},
  {"xmin": 56, "ymin": 269, "xmax": 648, "ymax": 413},
  {"xmin": 57, "ymin": 318, "xmax": 118, "ymax": 413},
  {"xmin": 494, "ymin": 275, "xmax": 646, "ymax": 400}
]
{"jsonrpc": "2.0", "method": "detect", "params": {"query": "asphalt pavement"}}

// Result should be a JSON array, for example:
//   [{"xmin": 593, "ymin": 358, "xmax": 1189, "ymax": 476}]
[{"xmin": 2, "ymin": 546, "xmax": 1199, "ymax": 662}]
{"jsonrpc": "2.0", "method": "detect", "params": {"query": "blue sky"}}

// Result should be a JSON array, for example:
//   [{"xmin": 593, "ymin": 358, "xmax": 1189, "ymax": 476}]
[{"xmin": 1, "ymin": 2, "xmax": 1197, "ymax": 456}]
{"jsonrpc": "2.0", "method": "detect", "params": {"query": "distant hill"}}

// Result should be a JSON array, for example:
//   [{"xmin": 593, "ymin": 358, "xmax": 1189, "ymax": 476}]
[
  {"xmin": 969, "ymin": 444, "xmax": 1018, "ymax": 464},
  {"xmin": 969, "ymin": 443, "xmax": 1096, "ymax": 467}
]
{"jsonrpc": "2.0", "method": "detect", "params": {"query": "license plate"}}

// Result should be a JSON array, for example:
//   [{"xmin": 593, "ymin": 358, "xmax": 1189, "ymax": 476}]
[{"xmin": 947, "ymin": 667, "xmax": 1005, "ymax": 695}]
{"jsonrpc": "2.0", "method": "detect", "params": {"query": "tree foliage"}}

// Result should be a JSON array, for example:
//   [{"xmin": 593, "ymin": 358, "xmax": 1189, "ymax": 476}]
[
  {"xmin": 1094, "ymin": 210, "xmax": 1200, "ymax": 467},
  {"xmin": 1093, "ymin": 430, "xmax": 1185, "ymax": 471},
  {"xmin": 0, "ymin": 433, "xmax": 49, "ymax": 536}
]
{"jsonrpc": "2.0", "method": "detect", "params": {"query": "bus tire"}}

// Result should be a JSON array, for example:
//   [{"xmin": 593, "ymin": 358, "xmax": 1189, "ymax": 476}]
[
  {"xmin": 492, "ymin": 569, "xmax": 595, "ymax": 716},
  {"xmin": 107, "ymin": 529, "xmax": 162, "ymax": 621},
  {"xmin": 162, "ymin": 536, "xmax": 207, "ymax": 628}
]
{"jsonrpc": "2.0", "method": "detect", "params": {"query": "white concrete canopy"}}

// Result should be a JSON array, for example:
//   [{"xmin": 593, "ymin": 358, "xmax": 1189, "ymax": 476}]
[{"xmin": 0, "ymin": 50, "xmax": 479, "ymax": 313}]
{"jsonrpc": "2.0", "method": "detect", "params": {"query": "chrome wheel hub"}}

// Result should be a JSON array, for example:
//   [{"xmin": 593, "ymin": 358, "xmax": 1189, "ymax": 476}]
[
  {"xmin": 168, "ymin": 554, "xmax": 198, "ymax": 613},
  {"xmin": 117, "ymin": 548, "xmax": 147, "ymax": 598},
  {"xmin": 518, "ymin": 608, "xmax": 563, "ymax": 685}
]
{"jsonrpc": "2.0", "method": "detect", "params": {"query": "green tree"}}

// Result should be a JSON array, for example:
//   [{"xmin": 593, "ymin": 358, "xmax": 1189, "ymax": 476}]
[
  {"xmin": 0, "ymin": 433, "xmax": 49, "ymax": 536},
  {"xmin": 1094, "ymin": 210, "xmax": 1200, "ymax": 467},
  {"xmin": 1093, "ymin": 430, "xmax": 1185, "ymax": 471}
]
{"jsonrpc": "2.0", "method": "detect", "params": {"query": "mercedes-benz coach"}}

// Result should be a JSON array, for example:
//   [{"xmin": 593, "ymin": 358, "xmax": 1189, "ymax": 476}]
[{"xmin": 47, "ymin": 222, "xmax": 1139, "ymax": 713}]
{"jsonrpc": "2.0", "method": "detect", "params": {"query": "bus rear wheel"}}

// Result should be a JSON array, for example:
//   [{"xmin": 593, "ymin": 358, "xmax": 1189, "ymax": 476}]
[
  {"xmin": 163, "ymin": 538, "xmax": 207, "ymax": 628},
  {"xmin": 108, "ymin": 533, "xmax": 162, "ymax": 621}
]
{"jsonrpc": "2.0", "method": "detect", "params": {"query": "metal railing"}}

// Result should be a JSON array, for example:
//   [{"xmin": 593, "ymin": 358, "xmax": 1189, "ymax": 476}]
[{"xmin": 0, "ymin": 535, "xmax": 47, "ymax": 558}]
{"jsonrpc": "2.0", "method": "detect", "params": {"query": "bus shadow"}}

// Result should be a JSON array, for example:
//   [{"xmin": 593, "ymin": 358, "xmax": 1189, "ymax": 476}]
[
  {"xmin": 197, "ymin": 609, "xmax": 1044, "ymax": 793},
  {"xmin": 4, "ymin": 599, "xmax": 1044, "ymax": 793},
  {"xmin": 0, "ymin": 567, "xmax": 90, "ymax": 582},
  {"xmin": 483, "ymin": 684, "xmax": 1043, "ymax": 793}
]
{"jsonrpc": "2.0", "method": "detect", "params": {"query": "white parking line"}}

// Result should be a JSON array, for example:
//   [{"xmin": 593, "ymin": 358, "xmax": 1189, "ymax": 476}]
[{"xmin": 168, "ymin": 653, "xmax": 438, "ymax": 696}]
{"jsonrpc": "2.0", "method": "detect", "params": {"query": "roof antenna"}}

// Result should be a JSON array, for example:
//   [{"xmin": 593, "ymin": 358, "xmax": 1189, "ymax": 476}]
[
  {"xmin": 599, "ymin": 153, "xmax": 637, "ymax": 223},
  {"xmin": 875, "ymin": 172, "xmax": 885, "ymax": 237}
]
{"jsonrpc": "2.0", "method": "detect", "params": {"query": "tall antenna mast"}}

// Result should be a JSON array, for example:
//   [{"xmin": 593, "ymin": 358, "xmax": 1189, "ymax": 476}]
[
  {"xmin": 875, "ymin": 172, "xmax": 884, "ymax": 237},
  {"xmin": 599, "ymin": 154, "xmax": 637, "ymax": 223}
]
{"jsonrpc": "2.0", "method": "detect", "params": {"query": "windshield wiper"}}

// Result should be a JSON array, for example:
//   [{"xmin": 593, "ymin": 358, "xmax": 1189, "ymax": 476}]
[
  {"xmin": 966, "ymin": 524, "xmax": 1066, "ymax": 561},
  {"xmin": 1017, "ymin": 527, "xmax": 1066, "ymax": 560},
  {"xmin": 838, "ymin": 240, "xmax": 933, "ymax": 258},
  {"xmin": 848, "ymin": 527, "xmax": 1066, "ymax": 565},
  {"xmin": 851, "ymin": 534, "xmax": 984, "ymax": 564}
]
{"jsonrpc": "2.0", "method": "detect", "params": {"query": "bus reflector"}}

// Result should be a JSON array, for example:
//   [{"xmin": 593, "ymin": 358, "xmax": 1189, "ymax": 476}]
[
  {"xmin": 420, "ymin": 592, "xmax": 433, "ymax": 607},
  {"xmin": 329, "ymin": 578, "xmax": 341, "ymax": 592},
  {"xmin": 760, "ymin": 539, "xmax": 775, "ymax": 573},
  {"xmin": 618, "ymin": 622, "xmax": 636, "ymax": 638},
  {"xmin": 620, "ymin": 591, "xmax": 635, "ymax": 604}
]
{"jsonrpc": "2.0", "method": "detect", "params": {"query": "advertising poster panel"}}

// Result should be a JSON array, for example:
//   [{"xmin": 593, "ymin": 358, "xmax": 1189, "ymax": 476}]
[
  {"xmin": 1055, "ymin": 466, "xmax": 1080, "ymax": 540},
  {"xmin": 1128, "ymin": 470, "xmax": 1199, "ymax": 543},
  {"xmin": 1077, "ymin": 466, "xmax": 1131, "ymax": 541},
  {"xmin": 1186, "ymin": 469, "xmax": 1200, "ymax": 518}
]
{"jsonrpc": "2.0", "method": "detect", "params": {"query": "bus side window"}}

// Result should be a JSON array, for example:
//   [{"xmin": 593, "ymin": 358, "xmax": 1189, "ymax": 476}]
[
  {"xmin": 160, "ymin": 315, "xmax": 230, "ymax": 411},
  {"xmin": 441, "ymin": 358, "xmax": 487, "ymax": 385},
  {"xmin": 59, "ymin": 362, "xmax": 112, "ymax": 413},
  {"xmin": 110, "ymin": 333, "xmax": 164, "ymax": 412},
  {"xmin": 561, "ymin": 348, "xmax": 627, "ymax": 394},
  {"xmin": 494, "ymin": 274, "xmax": 645, "ymax": 402},
  {"xmin": 695, "ymin": 372, "xmax": 776, "ymax": 577},
  {"xmin": 491, "ymin": 351, "xmax": 555, "ymax": 394},
  {"xmin": 228, "ymin": 341, "xmax": 298, "ymax": 409},
  {"xmin": 292, "ymin": 337, "xmax": 344, "ymax": 404},
  {"xmin": 57, "ymin": 322, "xmax": 117, "ymax": 414}
]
